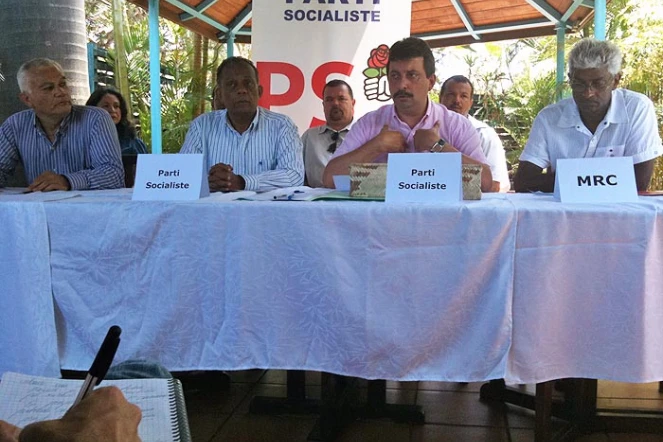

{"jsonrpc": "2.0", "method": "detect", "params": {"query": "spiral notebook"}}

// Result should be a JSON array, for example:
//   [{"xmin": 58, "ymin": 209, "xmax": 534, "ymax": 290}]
[{"xmin": 0, "ymin": 372, "xmax": 191, "ymax": 442}]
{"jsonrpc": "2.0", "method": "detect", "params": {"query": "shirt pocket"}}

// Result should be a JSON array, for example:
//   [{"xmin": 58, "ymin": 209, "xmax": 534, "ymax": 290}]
[{"xmin": 594, "ymin": 144, "xmax": 625, "ymax": 158}]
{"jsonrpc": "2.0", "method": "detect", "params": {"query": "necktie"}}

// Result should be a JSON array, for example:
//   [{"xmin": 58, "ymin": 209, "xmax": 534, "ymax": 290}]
[{"xmin": 327, "ymin": 131, "xmax": 340, "ymax": 154}]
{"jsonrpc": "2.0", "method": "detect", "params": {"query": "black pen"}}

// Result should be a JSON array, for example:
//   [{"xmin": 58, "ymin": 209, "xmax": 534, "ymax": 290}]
[{"xmin": 72, "ymin": 325, "xmax": 122, "ymax": 406}]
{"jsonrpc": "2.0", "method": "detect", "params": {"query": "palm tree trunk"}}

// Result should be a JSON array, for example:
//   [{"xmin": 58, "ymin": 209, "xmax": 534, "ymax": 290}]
[
  {"xmin": 200, "ymin": 37, "xmax": 209, "ymax": 114},
  {"xmin": 112, "ymin": 0, "xmax": 131, "ymax": 116},
  {"xmin": 191, "ymin": 32, "xmax": 203, "ymax": 119},
  {"xmin": 0, "ymin": 0, "xmax": 89, "ymax": 123}
]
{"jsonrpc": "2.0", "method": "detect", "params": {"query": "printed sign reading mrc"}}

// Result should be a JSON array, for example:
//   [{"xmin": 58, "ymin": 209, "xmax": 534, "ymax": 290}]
[
  {"xmin": 284, "ymin": 0, "xmax": 381, "ymax": 23},
  {"xmin": 252, "ymin": 0, "xmax": 410, "ymax": 134}
]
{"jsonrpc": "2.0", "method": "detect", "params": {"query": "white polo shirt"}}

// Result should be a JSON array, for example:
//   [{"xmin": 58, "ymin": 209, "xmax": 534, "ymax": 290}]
[
  {"xmin": 520, "ymin": 88, "xmax": 662, "ymax": 171},
  {"xmin": 469, "ymin": 116, "xmax": 510, "ymax": 192}
]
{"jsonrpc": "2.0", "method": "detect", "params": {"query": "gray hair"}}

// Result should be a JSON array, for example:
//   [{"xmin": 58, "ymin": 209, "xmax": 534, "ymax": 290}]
[
  {"xmin": 17, "ymin": 58, "xmax": 65, "ymax": 93},
  {"xmin": 568, "ymin": 38, "xmax": 622, "ymax": 76}
]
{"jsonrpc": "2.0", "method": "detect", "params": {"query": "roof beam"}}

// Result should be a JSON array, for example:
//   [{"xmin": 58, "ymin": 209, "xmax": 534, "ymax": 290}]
[
  {"xmin": 227, "ymin": 3, "xmax": 252, "ymax": 35},
  {"xmin": 525, "ymin": 0, "xmax": 565, "ymax": 24},
  {"xmin": 560, "ymin": 0, "xmax": 589, "ymax": 22},
  {"xmin": 163, "ymin": 0, "xmax": 229, "ymax": 32},
  {"xmin": 180, "ymin": 0, "xmax": 218, "ymax": 21},
  {"xmin": 217, "ymin": 26, "xmax": 250, "ymax": 42},
  {"xmin": 416, "ymin": 18, "xmax": 559, "ymax": 41},
  {"xmin": 449, "ymin": 0, "xmax": 480, "ymax": 40}
]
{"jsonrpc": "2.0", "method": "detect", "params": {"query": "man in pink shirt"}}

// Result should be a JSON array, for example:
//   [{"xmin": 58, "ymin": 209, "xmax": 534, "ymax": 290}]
[{"xmin": 322, "ymin": 37, "xmax": 492, "ymax": 191}]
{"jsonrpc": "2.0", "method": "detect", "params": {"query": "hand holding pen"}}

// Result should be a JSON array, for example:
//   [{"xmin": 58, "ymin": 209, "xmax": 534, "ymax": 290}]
[{"xmin": 72, "ymin": 325, "xmax": 122, "ymax": 407}]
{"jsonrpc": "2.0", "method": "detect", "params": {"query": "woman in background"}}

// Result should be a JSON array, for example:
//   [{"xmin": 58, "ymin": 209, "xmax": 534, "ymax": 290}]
[{"xmin": 86, "ymin": 88, "xmax": 148, "ymax": 154}]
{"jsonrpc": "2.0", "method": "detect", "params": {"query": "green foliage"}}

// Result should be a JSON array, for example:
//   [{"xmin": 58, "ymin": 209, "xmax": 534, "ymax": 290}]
[
  {"xmin": 86, "ymin": 0, "xmax": 226, "ymax": 153},
  {"xmin": 472, "ymin": 0, "xmax": 663, "ymax": 189}
]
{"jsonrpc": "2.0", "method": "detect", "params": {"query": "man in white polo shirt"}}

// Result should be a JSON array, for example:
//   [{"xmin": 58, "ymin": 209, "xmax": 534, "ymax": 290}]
[
  {"xmin": 514, "ymin": 38, "xmax": 662, "ymax": 192},
  {"xmin": 440, "ymin": 75, "xmax": 510, "ymax": 192}
]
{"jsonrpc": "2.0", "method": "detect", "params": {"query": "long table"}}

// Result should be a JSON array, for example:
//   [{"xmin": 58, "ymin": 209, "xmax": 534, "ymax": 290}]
[
  {"xmin": 0, "ymin": 200, "xmax": 59, "ymax": 376},
  {"xmin": 1, "ymin": 190, "xmax": 662, "ymax": 385},
  {"xmin": 509, "ymin": 193, "xmax": 663, "ymax": 383}
]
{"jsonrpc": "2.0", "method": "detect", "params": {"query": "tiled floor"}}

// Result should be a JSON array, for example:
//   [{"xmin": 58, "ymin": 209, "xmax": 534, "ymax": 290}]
[{"xmin": 181, "ymin": 371, "xmax": 663, "ymax": 441}]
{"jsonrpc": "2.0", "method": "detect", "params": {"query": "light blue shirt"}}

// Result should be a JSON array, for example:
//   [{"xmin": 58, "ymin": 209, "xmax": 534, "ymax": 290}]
[
  {"xmin": 0, "ymin": 106, "xmax": 124, "ymax": 190},
  {"xmin": 180, "ymin": 108, "xmax": 304, "ymax": 191}
]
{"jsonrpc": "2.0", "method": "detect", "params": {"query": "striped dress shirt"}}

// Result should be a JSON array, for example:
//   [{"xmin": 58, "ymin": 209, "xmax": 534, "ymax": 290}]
[
  {"xmin": 0, "ymin": 106, "xmax": 124, "ymax": 190},
  {"xmin": 180, "ymin": 108, "xmax": 304, "ymax": 191}
]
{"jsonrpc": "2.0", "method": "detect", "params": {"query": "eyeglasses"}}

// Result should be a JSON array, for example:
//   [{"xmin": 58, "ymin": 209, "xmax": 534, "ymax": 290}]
[
  {"xmin": 568, "ymin": 76, "xmax": 613, "ymax": 93},
  {"xmin": 327, "ymin": 131, "xmax": 340, "ymax": 154}
]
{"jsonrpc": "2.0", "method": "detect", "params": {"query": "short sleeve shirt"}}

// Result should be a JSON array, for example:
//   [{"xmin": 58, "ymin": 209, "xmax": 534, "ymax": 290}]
[{"xmin": 520, "ymin": 89, "xmax": 662, "ymax": 170}]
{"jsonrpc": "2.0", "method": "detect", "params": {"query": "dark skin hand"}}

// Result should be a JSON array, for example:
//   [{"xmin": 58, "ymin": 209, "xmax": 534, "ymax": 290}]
[
  {"xmin": 26, "ymin": 171, "xmax": 71, "ymax": 192},
  {"xmin": 513, "ymin": 161, "xmax": 555, "ymax": 193},
  {"xmin": 208, "ymin": 163, "xmax": 246, "ymax": 192},
  {"xmin": 515, "ymin": 159, "xmax": 655, "ymax": 193},
  {"xmin": 634, "ymin": 159, "xmax": 655, "ymax": 192}
]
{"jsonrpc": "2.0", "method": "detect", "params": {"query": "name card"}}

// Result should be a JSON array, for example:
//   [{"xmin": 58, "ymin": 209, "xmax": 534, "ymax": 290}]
[
  {"xmin": 385, "ymin": 153, "xmax": 461, "ymax": 203},
  {"xmin": 132, "ymin": 154, "xmax": 210, "ymax": 201},
  {"xmin": 553, "ymin": 157, "xmax": 638, "ymax": 203}
]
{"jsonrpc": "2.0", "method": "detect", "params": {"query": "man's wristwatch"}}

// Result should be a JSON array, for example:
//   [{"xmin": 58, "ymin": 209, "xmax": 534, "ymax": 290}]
[{"xmin": 429, "ymin": 138, "xmax": 447, "ymax": 153}]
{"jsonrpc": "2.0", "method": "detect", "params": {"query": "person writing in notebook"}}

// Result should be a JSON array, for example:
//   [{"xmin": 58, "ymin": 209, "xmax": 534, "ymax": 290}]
[
  {"xmin": 0, "ymin": 387, "xmax": 141, "ymax": 442},
  {"xmin": 322, "ymin": 37, "xmax": 493, "ymax": 191}
]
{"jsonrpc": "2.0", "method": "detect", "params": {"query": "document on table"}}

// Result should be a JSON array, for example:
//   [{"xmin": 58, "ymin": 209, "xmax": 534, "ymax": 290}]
[
  {"xmin": 240, "ymin": 186, "xmax": 336, "ymax": 201},
  {"xmin": 192, "ymin": 189, "xmax": 257, "ymax": 202},
  {"xmin": 0, "ymin": 188, "xmax": 82, "ymax": 202},
  {"xmin": 0, "ymin": 372, "xmax": 191, "ymax": 442}
]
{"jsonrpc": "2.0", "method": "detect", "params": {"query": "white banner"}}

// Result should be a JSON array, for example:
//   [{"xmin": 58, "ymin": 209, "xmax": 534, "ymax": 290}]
[{"xmin": 252, "ymin": 0, "xmax": 412, "ymax": 134}]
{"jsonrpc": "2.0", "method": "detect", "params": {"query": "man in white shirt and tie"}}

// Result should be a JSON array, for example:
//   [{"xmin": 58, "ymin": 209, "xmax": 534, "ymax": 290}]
[{"xmin": 301, "ymin": 80, "xmax": 355, "ymax": 187}]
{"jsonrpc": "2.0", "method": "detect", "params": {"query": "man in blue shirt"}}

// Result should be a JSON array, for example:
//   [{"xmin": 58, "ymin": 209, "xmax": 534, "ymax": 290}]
[
  {"xmin": 180, "ymin": 57, "xmax": 304, "ymax": 192},
  {"xmin": 0, "ymin": 58, "xmax": 124, "ymax": 191}
]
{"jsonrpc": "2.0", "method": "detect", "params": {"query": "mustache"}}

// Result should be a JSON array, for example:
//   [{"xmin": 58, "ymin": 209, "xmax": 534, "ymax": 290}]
[{"xmin": 393, "ymin": 90, "xmax": 413, "ymax": 98}]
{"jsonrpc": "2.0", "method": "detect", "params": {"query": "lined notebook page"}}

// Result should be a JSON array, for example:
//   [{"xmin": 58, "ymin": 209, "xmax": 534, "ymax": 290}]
[{"xmin": 0, "ymin": 372, "xmax": 176, "ymax": 442}]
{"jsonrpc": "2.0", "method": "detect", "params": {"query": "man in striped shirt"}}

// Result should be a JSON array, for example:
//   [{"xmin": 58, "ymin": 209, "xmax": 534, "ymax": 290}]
[
  {"xmin": 180, "ymin": 57, "xmax": 304, "ymax": 192},
  {"xmin": 0, "ymin": 59, "xmax": 124, "ymax": 191}
]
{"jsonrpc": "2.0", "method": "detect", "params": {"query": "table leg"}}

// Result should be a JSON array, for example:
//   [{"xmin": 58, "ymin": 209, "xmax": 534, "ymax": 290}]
[
  {"xmin": 249, "ymin": 370, "xmax": 320, "ymax": 415},
  {"xmin": 535, "ymin": 381, "xmax": 553, "ymax": 442}
]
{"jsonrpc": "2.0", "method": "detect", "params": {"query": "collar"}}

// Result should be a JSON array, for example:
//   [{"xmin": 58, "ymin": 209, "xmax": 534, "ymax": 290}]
[
  {"xmin": 32, "ymin": 107, "xmax": 74, "ymax": 135},
  {"xmin": 316, "ymin": 119, "xmax": 354, "ymax": 135},
  {"xmin": 558, "ymin": 89, "xmax": 628, "ymax": 128},
  {"xmin": 468, "ymin": 115, "xmax": 488, "ymax": 129},
  {"xmin": 390, "ymin": 98, "xmax": 433, "ymax": 126},
  {"xmin": 224, "ymin": 106, "xmax": 261, "ymax": 133}
]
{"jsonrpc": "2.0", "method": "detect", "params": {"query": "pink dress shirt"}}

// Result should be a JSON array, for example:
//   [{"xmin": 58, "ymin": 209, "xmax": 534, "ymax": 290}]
[{"xmin": 332, "ymin": 99, "xmax": 487, "ymax": 163}]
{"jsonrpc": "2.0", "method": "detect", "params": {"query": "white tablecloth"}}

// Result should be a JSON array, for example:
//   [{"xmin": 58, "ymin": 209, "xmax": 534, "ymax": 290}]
[
  {"xmin": 3, "ymin": 191, "xmax": 663, "ymax": 384},
  {"xmin": 0, "ymin": 201, "xmax": 60, "ymax": 376},
  {"xmin": 43, "ymin": 193, "xmax": 516, "ymax": 381},
  {"xmin": 508, "ymin": 194, "xmax": 663, "ymax": 383}
]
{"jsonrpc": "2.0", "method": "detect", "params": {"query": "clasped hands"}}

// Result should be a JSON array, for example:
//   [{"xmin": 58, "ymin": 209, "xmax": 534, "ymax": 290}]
[
  {"xmin": 26, "ymin": 171, "xmax": 71, "ymax": 192},
  {"xmin": 208, "ymin": 163, "xmax": 246, "ymax": 192},
  {"xmin": 374, "ymin": 122, "xmax": 444, "ymax": 154}
]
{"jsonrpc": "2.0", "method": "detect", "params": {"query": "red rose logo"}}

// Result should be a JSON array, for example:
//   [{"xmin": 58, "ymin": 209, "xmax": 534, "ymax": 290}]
[
  {"xmin": 363, "ymin": 43, "xmax": 391, "ymax": 102},
  {"xmin": 367, "ymin": 44, "xmax": 389, "ymax": 69}
]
